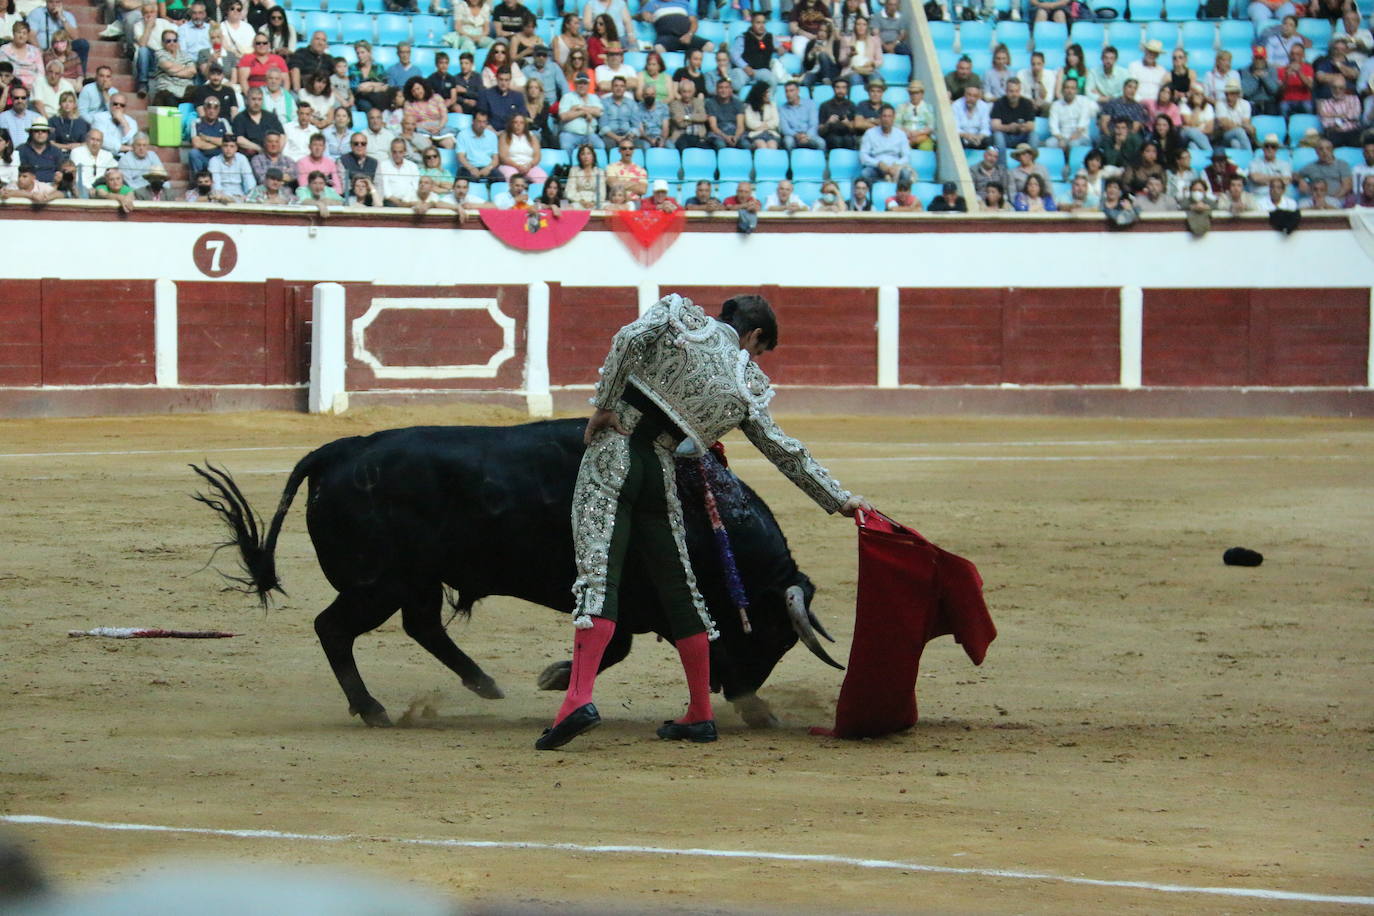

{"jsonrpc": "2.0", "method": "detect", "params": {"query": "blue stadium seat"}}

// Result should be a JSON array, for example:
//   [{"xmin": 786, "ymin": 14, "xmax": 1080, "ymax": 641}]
[
  {"xmin": 695, "ymin": 19, "xmax": 725, "ymax": 45},
  {"xmin": 1051, "ymin": 180, "xmax": 1069, "ymax": 199},
  {"xmin": 300, "ymin": 11, "xmax": 338, "ymax": 39},
  {"xmin": 1033, "ymin": 22, "xmax": 1068, "ymax": 56},
  {"xmin": 754, "ymin": 148, "xmax": 789, "ymax": 181},
  {"xmin": 879, "ymin": 55, "xmax": 911, "ymax": 83},
  {"xmin": 1066, "ymin": 144, "xmax": 1090, "ymax": 174},
  {"xmin": 777, "ymin": 52, "xmax": 804, "ymax": 76},
  {"xmin": 911, "ymin": 148, "xmax": 936, "ymax": 181},
  {"xmin": 1037, "ymin": 145, "xmax": 1066, "ymax": 177},
  {"xmin": 914, "ymin": 180, "xmax": 941, "ymax": 205},
  {"xmin": 717, "ymin": 147, "xmax": 753, "ymax": 181},
  {"xmin": 754, "ymin": 180, "xmax": 778, "ymax": 203},
  {"xmin": 539, "ymin": 148, "xmax": 567, "ymax": 172},
  {"xmin": 680, "ymin": 147, "xmax": 716, "ymax": 180},
  {"xmin": 792, "ymin": 180, "xmax": 821, "ymax": 205},
  {"xmin": 959, "ymin": 20, "xmax": 993, "ymax": 51},
  {"xmin": 1251, "ymin": 114, "xmax": 1284, "ymax": 143},
  {"xmin": 328, "ymin": 42, "xmax": 352, "ymax": 59},
  {"xmin": 994, "ymin": 21, "xmax": 1030, "ymax": 53},
  {"xmin": 1179, "ymin": 20, "xmax": 1215, "ymax": 50},
  {"xmin": 376, "ymin": 13, "xmax": 410, "ymax": 44},
  {"xmin": 633, "ymin": 20, "xmax": 655, "ymax": 44},
  {"xmin": 352, "ymin": 109, "xmax": 368, "ymax": 130},
  {"xmin": 1163, "ymin": 0, "xmax": 1198, "ymax": 20},
  {"xmin": 810, "ymin": 85, "xmax": 835, "ymax": 104},
  {"xmin": 325, "ymin": 0, "xmax": 357, "ymax": 12},
  {"xmin": 528, "ymin": 182, "xmax": 544, "ymax": 199},
  {"xmin": 371, "ymin": 44, "xmax": 397, "ymax": 67},
  {"xmin": 338, "ymin": 13, "xmax": 373, "ymax": 42},
  {"xmin": 1221, "ymin": 147, "xmax": 1252, "ymax": 169},
  {"xmin": 646, "ymin": 147, "xmax": 680, "ymax": 179},
  {"xmin": 1287, "ymin": 113, "xmax": 1320, "ymax": 145},
  {"xmin": 592, "ymin": 148, "xmax": 609, "ymax": 167},
  {"xmin": 412, "ymin": 15, "xmax": 449, "ymax": 45},
  {"xmin": 929, "ymin": 21, "xmax": 956, "ymax": 50},
  {"xmin": 661, "ymin": 50, "xmax": 685, "ymax": 71},
  {"xmin": 1131, "ymin": 0, "xmax": 1164, "ymax": 19},
  {"xmin": 790, "ymin": 148, "xmax": 825, "ymax": 182},
  {"xmin": 1032, "ymin": 116, "xmax": 1049, "ymax": 144},
  {"xmin": 489, "ymin": 181, "xmax": 508, "ymax": 198},
  {"xmin": 447, "ymin": 111, "xmax": 472, "ymax": 132},
  {"xmin": 1187, "ymin": 49, "xmax": 1213, "ymax": 71},
  {"xmin": 1225, "ymin": 45, "xmax": 1252, "ymax": 68},
  {"xmin": 410, "ymin": 47, "xmax": 436, "ymax": 71},
  {"xmin": 1217, "ymin": 20, "xmax": 1252, "ymax": 48},
  {"xmin": 1290, "ymin": 146, "xmax": 1316, "ymax": 171},
  {"xmin": 359, "ymin": 0, "xmax": 385, "ymax": 11},
  {"xmin": 965, "ymin": 147, "xmax": 985, "ymax": 169},
  {"xmin": 464, "ymin": 182, "xmax": 488, "ymax": 202},
  {"xmin": 936, "ymin": 48, "xmax": 959, "ymax": 75},
  {"xmin": 871, "ymin": 180, "xmax": 896, "ymax": 209},
  {"xmin": 882, "ymin": 86, "xmax": 906, "ymax": 106},
  {"xmin": 1071, "ymin": 22, "xmax": 1104, "ymax": 50},
  {"xmin": 436, "ymin": 147, "xmax": 457, "ymax": 173},
  {"xmin": 828, "ymin": 148, "xmax": 860, "ymax": 181},
  {"xmin": 1143, "ymin": 21, "xmax": 1179, "ymax": 49},
  {"xmin": 1296, "ymin": 17, "xmax": 1331, "ymax": 52},
  {"xmin": 726, "ymin": 20, "xmax": 750, "ymax": 41},
  {"xmin": 1333, "ymin": 146, "xmax": 1363, "ymax": 167},
  {"xmin": 965, "ymin": 48, "xmax": 991, "ymax": 72},
  {"xmin": 1104, "ymin": 21, "xmax": 1141, "ymax": 51}
]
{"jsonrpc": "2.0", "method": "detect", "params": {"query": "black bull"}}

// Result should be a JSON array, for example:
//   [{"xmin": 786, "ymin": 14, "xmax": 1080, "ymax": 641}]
[{"xmin": 191, "ymin": 420, "xmax": 845, "ymax": 728}]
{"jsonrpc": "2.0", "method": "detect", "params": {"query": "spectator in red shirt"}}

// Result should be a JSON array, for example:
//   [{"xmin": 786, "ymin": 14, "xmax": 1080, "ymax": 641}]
[
  {"xmin": 639, "ymin": 177, "xmax": 678, "ymax": 211},
  {"xmin": 722, "ymin": 178, "xmax": 760, "ymax": 211},
  {"xmin": 237, "ymin": 33, "xmax": 288, "ymax": 90},
  {"xmin": 1276, "ymin": 44, "xmax": 1313, "ymax": 118}
]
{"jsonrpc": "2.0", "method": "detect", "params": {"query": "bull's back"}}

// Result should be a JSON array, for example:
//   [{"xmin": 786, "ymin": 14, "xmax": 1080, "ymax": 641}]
[{"xmin": 304, "ymin": 421, "xmax": 586, "ymax": 604}]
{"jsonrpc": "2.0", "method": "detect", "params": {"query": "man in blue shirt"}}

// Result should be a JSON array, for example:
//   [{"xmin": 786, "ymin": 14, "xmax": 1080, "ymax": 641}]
[
  {"xmin": 478, "ymin": 69, "xmax": 528, "ymax": 132},
  {"xmin": 522, "ymin": 45, "xmax": 567, "ymax": 103},
  {"xmin": 859, "ymin": 103, "xmax": 913, "ymax": 184},
  {"xmin": 455, "ymin": 110, "xmax": 499, "ymax": 181},
  {"xmin": 385, "ymin": 42, "xmax": 424, "ymax": 88},
  {"xmin": 599, "ymin": 76, "xmax": 641, "ymax": 149},
  {"xmin": 207, "ymin": 135, "xmax": 256, "ymax": 200},
  {"xmin": 175, "ymin": 1, "xmax": 212, "ymax": 60},
  {"xmin": 638, "ymin": 0, "xmax": 713, "ymax": 55},
  {"xmin": 639, "ymin": 83, "xmax": 669, "ymax": 146},
  {"xmin": 78, "ymin": 66, "xmax": 118, "ymax": 120},
  {"xmin": 778, "ymin": 80, "xmax": 821, "ymax": 150}
]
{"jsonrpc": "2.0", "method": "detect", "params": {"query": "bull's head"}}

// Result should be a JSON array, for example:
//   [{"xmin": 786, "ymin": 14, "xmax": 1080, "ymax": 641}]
[
  {"xmin": 676, "ymin": 453, "xmax": 847, "ymax": 728},
  {"xmin": 708, "ymin": 574, "xmax": 845, "ymax": 728}
]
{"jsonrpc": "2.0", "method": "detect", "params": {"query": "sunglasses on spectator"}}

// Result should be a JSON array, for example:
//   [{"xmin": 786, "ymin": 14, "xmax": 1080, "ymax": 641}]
[
  {"xmin": 164, "ymin": 37, "xmax": 178, "ymax": 42},
  {"xmin": 254, "ymin": 38, "xmax": 268, "ymax": 45},
  {"xmin": 352, "ymin": 139, "xmax": 367, "ymax": 145},
  {"xmin": 12, "ymin": 93, "xmax": 28, "ymax": 100}
]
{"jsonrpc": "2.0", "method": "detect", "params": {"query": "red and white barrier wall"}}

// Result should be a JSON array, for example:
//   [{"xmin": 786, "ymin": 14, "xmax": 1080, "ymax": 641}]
[{"xmin": 1, "ymin": 211, "xmax": 1371, "ymax": 418}]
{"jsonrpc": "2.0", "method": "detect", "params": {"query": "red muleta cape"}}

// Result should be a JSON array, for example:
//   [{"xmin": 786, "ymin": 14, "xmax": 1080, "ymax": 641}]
[{"xmin": 811, "ymin": 510, "xmax": 997, "ymax": 740}]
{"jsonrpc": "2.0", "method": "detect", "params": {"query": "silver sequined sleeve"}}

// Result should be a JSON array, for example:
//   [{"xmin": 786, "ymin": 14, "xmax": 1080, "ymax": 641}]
[
  {"xmin": 591, "ymin": 307, "xmax": 669, "ymax": 410},
  {"xmin": 741, "ymin": 409, "xmax": 852, "ymax": 514}
]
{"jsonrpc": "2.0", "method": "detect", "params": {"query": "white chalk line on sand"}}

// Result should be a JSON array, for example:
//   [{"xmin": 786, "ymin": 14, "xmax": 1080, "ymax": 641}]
[
  {"xmin": 4, "ymin": 815, "xmax": 1370, "ymax": 907},
  {"xmin": 0, "ymin": 436, "xmax": 1359, "ymax": 461}
]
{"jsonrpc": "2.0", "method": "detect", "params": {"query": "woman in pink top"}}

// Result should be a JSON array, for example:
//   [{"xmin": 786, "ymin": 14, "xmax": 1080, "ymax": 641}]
[
  {"xmin": 1, "ymin": 21, "xmax": 45, "ymax": 88},
  {"xmin": 403, "ymin": 76, "xmax": 455, "ymax": 146}
]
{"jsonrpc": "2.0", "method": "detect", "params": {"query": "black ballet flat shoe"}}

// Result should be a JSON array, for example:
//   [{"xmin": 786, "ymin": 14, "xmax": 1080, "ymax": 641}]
[
  {"xmin": 535, "ymin": 703, "xmax": 601, "ymax": 750},
  {"xmin": 656, "ymin": 719, "xmax": 717, "ymax": 743}
]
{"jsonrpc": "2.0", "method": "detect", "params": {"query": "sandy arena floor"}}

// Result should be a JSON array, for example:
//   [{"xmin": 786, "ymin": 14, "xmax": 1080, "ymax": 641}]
[{"xmin": 1, "ymin": 407, "xmax": 1371, "ymax": 914}]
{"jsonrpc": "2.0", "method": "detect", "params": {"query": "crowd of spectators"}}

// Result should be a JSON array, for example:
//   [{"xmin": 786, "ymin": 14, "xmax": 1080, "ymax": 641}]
[
  {"xmin": 942, "ymin": 5, "xmax": 1374, "ymax": 213},
  {"xmin": 2, "ymin": 0, "xmax": 1371, "ymax": 214}
]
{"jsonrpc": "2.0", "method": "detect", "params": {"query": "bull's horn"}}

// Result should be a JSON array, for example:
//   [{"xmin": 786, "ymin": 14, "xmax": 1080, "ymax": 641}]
[
  {"xmin": 786, "ymin": 585, "xmax": 845, "ymax": 670},
  {"xmin": 807, "ymin": 609, "xmax": 836, "ymax": 644}
]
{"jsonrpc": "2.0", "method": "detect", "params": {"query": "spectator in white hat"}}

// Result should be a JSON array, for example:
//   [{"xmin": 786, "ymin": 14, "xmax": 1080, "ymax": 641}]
[
  {"xmin": 1247, "ymin": 133, "xmax": 1291, "ymax": 190},
  {"xmin": 639, "ymin": 176, "xmax": 679, "ymax": 211},
  {"xmin": 1213, "ymin": 78, "xmax": 1254, "ymax": 151},
  {"xmin": 1129, "ymin": 40, "xmax": 1168, "ymax": 104}
]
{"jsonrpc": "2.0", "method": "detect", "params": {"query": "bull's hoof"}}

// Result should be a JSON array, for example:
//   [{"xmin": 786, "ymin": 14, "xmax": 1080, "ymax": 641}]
[
  {"xmin": 536, "ymin": 660, "xmax": 571, "ymax": 691},
  {"xmin": 732, "ymin": 694, "xmax": 781, "ymax": 729},
  {"xmin": 463, "ymin": 674, "xmax": 505, "ymax": 700},
  {"xmin": 351, "ymin": 702, "xmax": 392, "ymax": 728}
]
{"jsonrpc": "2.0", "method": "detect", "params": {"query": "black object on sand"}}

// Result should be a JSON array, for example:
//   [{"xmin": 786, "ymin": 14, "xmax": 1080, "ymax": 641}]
[{"xmin": 1223, "ymin": 547, "xmax": 1264, "ymax": 567}]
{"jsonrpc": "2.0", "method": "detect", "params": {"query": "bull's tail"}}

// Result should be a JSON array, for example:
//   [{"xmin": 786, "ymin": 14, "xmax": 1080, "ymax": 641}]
[{"xmin": 190, "ymin": 450, "xmax": 319, "ymax": 607}]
